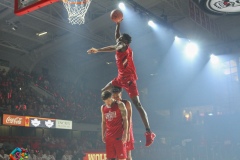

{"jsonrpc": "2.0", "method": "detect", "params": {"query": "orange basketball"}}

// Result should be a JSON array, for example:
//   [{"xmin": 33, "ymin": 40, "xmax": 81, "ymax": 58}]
[{"xmin": 110, "ymin": 9, "xmax": 123, "ymax": 23}]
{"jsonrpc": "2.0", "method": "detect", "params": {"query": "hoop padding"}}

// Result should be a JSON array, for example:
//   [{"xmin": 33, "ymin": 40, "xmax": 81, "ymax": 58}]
[
  {"xmin": 14, "ymin": 0, "xmax": 59, "ymax": 16},
  {"xmin": 63, "ymin": 0, "xmax": 92, "ymax": 25}
]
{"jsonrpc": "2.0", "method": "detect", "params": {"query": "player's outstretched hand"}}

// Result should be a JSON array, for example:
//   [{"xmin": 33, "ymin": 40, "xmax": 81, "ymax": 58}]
[{"xmin": 87, "ymin": 48, "xmax": 98, "ymax": 54}]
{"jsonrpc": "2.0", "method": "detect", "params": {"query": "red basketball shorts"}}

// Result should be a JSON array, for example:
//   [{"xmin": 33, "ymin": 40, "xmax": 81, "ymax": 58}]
[
  {"xmin": 105, "ymin": 137, "xmax": 127, "ymax": 159},
  {"xmin": 111, "ymin": 76, "xmax": 139, "ymax": 98},
  {"xmin": 126, "ymin": 141, "xmax": 134, "ymax": 151}
]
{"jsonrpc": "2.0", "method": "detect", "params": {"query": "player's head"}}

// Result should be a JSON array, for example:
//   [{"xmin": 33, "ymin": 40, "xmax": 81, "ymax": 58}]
[
  {"xmin": 118, "ymin": 33, "xmax": 132, "ymax": 44},
  {"xmin": 112, "ymin": 86, "xmax": 122, "ymax": 101},
  {"xmin": 101, "ymin": 90, "xmax": 113, "ymax": 106}
]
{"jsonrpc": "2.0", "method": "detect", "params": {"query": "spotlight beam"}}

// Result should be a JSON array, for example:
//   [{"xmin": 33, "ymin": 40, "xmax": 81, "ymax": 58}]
[
  {"xmin": 118, "ymin": 2, "xmax": 125, "ymax": 10},
  {"xmin": 210, "ymin": 54, "xmax": 219, "ymax": 64},
  {"xmin": 124, "ymin": 0, "xmax": 186, "ymax": 39},
  {"xmin": 185, "ymin": 42, "xmax": 199, "ymax": 59},
  {"xmin": 148, "ymin": 20, "xmax": 156, "ymax": 28}
]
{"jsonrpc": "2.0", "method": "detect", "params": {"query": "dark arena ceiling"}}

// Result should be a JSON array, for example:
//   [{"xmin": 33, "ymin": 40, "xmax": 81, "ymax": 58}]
[{"xmin": 1, "ymin": 0, "xmax": 240, "ymax": 110}]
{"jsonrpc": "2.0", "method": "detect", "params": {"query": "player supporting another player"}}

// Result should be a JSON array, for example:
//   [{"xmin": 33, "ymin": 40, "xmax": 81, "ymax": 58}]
[
  {"xmin": 112, "ymin": 86, "xmax": 134, "ymax": 160},
  {"xmin": 101, "ymin": 90, "xmax": 128, "ymax": 160},
  {"xmin": 87, "ymin": 22, "xmax": 156, "ymax": 147}
]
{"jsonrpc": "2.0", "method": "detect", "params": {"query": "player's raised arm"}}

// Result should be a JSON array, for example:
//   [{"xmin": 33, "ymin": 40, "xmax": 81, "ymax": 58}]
[
  {"xmin": 115, "ymin": 22, "xmax": 121, "ymax": 40},
  {"xmin": 101, "ymin": 105, "xmax": 106, "ymax": 143},
  {"xmin": 118, "ymin": 102, "xmax": 128, "ymax": 143},
  {"xmin": 87, "ymin": 46, "xmax": 116, "ymax": 54}
]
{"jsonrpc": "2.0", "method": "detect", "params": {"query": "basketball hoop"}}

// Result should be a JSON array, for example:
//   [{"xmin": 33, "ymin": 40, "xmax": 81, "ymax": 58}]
[{"xmin": 63, "ymin": 0, "xmax": 92, "ymax": 25}]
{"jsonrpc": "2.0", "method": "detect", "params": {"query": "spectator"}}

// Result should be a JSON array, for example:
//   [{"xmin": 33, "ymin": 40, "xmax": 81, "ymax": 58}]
[
  {"xmin": 42, "ymin": 150, "xmax": 55, "ymax": 160},
  {"xmin": 36, "ymin": 151, "xmax": 43, "ymax": 160},
  {"xmin": 0, "ymin": 67, "xmax": 101, "ymax": 124},
  {"xmin": 27, "ymin": 106, "xmax": 35, "ymax": 116},
  {"xmin": 51, "ymin": 151, "xmax": 56, "ymax": 160},
  {"xmin": 61, "ymin": 150, "xmax": 72, "ymax": 160},
  {"xmin": 0, "ymin": 149, "xmax": 9, "ymax": 160},
  {"xmin": 31, "ymin": 140, "xmax": 40, "ymax": 150},
  {"xmin": 28, "ymin": 150, "xmax": 37, "ymax": 160}
]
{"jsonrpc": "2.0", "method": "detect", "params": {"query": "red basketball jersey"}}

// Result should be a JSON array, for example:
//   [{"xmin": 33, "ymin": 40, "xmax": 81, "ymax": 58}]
[
  {"xmin": 102, "ymin": 102, "xmax": 124, "ymax": 138},
  {"xmin": 115, "ymin": 46, "xmax": 138, "ymax": 80}
]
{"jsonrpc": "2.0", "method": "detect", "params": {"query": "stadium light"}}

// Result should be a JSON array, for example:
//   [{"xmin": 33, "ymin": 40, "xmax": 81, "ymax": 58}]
[
  {"xmin": 175, "ymin": 36, "xmax": 180, "ymax": 42},
  {"xmin": 118, "ymin": 2, "xmax": 125, "ymax": 10},
  {"xmin": 148, "ymin": 20, "xmax": 156, "ymax": 28},
  {"xmin": 36, "ymin": 31, "xmax": 47, "ymax": 36},
  {"xmin": 210, "ymin": 54, "xmax": 219, "ymax": 64},
  {"xmin": 185, "ymin": 42, "xmax": 198, "ymax": 59}
]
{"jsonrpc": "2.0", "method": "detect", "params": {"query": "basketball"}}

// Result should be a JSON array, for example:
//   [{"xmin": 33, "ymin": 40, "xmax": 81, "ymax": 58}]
[{"xmin": 110, "ymin": 9, "xmax": 123, "ymax": 23}]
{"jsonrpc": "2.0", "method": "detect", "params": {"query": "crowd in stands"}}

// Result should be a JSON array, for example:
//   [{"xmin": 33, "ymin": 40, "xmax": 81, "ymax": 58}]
[
  {"xmin": 0, "ymin": 67, "xmax": 101, "ymax": 123},
  {"xmin": 0, "ymin": 132, "xmax": 239, "ymax": 160},
  {"xmin": 0, "ymin": 131, "xmax": 104, "ymax": 160},
  {"xmin": 2, "ymin": 67, "xmax": 239, "ymax": 160}
]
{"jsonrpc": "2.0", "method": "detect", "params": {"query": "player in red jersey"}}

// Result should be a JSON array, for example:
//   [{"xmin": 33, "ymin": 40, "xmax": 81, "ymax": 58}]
[
  {"xmin": 112, "ymin": 86, "xmax": 134, "ymax": 160},
  {"xmin": 101, "ymin": 90, "xmax": 128, "ymax": 160},
  {"xmin": 87, "ymin": 22, "xmax": 156, "ymax": 147}
]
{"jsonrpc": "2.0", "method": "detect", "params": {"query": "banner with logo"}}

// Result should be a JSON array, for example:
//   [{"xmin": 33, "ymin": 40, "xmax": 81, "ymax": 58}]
[
  {"xmin": 83, "ymin": 152, "xmax": 106, "ymax": 160},
  {"xmin": 56, "ymin": 119, "xmax": 72, "ymax": 129},
  {"xmin": 2, "ymin": 114, "xmax": 73, "ymax": 130},
  {"xmin": 2, "ymin": 114, "xmax": 25, "ymax": 126},
  {"xmin": 25, "ymin": 116, "xmax": 56, "ymax": 128}
]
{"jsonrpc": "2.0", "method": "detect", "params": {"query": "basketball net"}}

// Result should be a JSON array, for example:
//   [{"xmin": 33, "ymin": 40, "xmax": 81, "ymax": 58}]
[{"xmin": 63, "ymin": 0, "xmax": 92, "ymax": 25}]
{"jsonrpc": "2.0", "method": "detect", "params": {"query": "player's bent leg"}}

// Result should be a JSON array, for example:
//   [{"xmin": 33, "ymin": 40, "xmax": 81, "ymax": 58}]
[
  {"xmin": 102, "ymin": 81, "xmax": 113, "ymax": 92},
  {"xmin": 131, "ymin": 96, "xmax": 156, "ymax": 147},
  {"xmin": 131, "ymin": 96, "xmax": 150, "ymax": 130}
]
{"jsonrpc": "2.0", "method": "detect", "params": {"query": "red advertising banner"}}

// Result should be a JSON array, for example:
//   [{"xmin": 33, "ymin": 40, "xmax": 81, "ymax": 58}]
[
  {"xmin": 2, "ymin": 114, "xmax": 25, "ymax": 126},
  {"xmin": 83, "ymin": 152, "xmax": 106, "ymax": 160}
]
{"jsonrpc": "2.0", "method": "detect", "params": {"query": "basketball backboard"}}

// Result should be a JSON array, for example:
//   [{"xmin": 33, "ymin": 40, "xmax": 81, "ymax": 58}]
[
  {"xmin": 14, "ymin": 0, "xmax": 59, "ymax": 16},
  {"xmin": 14, "ymin": 0, "xmax": 92, "ymax": 25}
]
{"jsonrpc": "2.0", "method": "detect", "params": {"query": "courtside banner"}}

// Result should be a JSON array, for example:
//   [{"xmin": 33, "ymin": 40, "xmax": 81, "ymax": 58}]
[
  {"xmin": 25, "ymin": 116, "xmax": 56, "ymax": 129},
  {"xmin": 2, "ymin": 114, "xmax": 25, "ymax": 126},
  {"xmin": 55, "ymin": 119, "xmax": 72, "ymax": 129},
  {"xmin": 83, "ymin": 152, "xmax": 106, "ymax": 160}
]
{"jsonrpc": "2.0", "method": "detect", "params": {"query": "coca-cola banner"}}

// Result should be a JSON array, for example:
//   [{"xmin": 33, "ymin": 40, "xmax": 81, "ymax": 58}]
[
  {"xmin": 2, "ymin": 114, "xmax": 72, "ymax": 130},
  {"xmin": 3, "ymin": 114, "xmax": 25, "ymax": 126}
]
